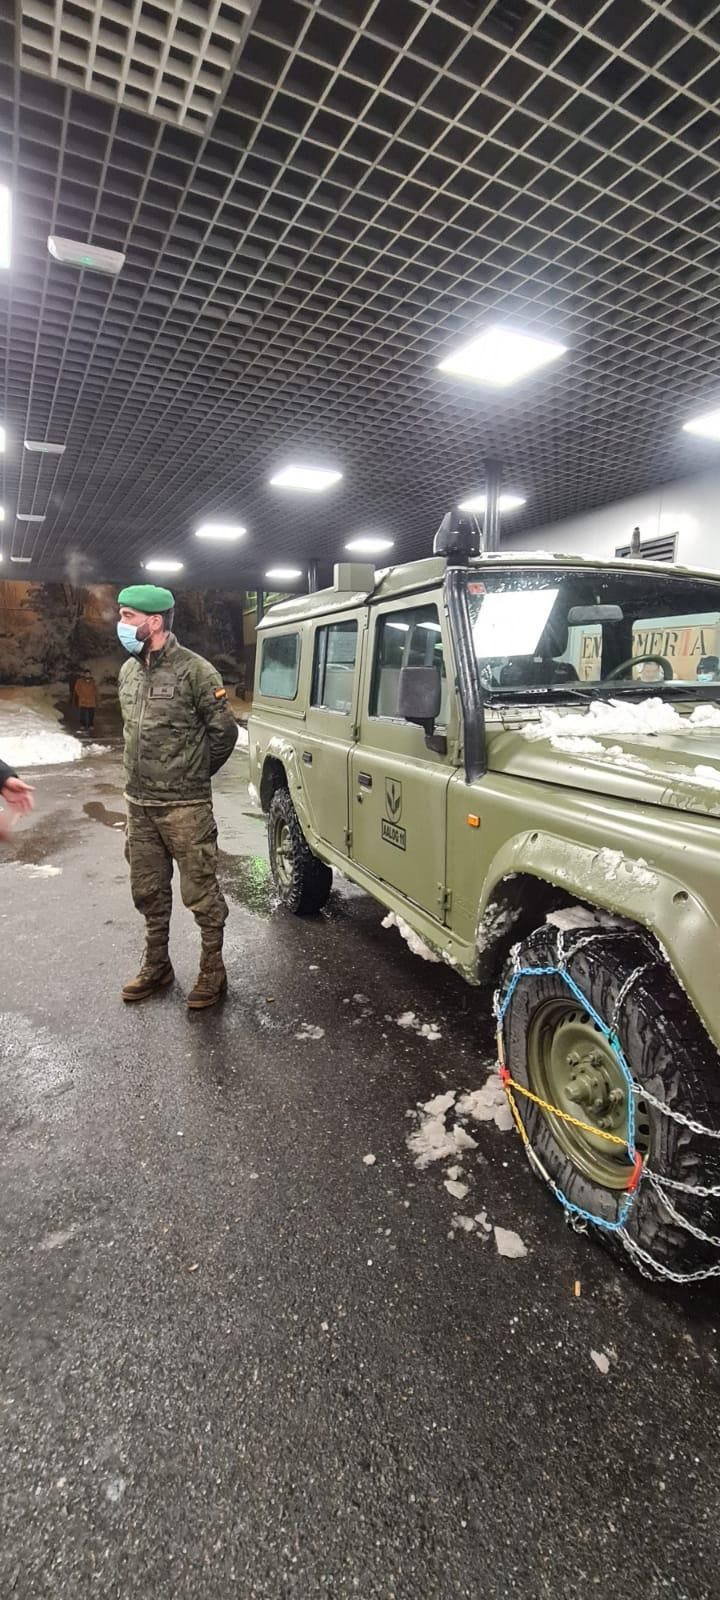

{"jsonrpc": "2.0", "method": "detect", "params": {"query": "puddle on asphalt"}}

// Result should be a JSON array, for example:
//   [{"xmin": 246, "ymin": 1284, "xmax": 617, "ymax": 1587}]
[
  {"xmin": 7, "ymin": 814, "xmax": 80, "ymax": 866},
  {"xmin": 218, "ymin": 851, "xmax": 278, "ymax": 915},
  {"xmin": 83, "ymin": 800, "xmax": 126, "ymax": 829}
]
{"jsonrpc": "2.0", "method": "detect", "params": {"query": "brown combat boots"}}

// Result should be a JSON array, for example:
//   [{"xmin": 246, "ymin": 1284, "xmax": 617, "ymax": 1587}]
[
  {"xmin": 122, "ymin": 939, "xmax": 174, "ymax": 1003},
  {"xmin": 187, "ymin": 942, "xmax": 227, "ymax": 1010}
]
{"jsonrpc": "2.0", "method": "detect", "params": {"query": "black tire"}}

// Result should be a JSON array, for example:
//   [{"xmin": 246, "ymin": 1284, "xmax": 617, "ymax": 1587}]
[
  {"xmin": 267, "ymin": 788, "xmax": 333, "ymax": 915},
  {"xmin": 499, "ymin": 923, "xmax": 720, "ymax": 1276}
]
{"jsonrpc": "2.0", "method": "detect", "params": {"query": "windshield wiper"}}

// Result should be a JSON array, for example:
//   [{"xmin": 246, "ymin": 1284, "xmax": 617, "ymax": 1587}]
[{"xmin": 482, "ymin": 683, "xmax": 600, "ymax": 706}]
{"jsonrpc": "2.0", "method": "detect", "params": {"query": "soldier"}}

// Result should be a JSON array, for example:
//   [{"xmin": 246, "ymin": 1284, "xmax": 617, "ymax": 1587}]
[{"xmin": 117, "ymin": 584, "xmax": 239, "ymax": 1009}]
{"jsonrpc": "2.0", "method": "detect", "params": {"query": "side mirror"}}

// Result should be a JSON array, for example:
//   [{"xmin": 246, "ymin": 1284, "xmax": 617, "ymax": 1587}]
[{"xmin": 398, "ymin": 666, "xmax": 446, "ymax": 754}]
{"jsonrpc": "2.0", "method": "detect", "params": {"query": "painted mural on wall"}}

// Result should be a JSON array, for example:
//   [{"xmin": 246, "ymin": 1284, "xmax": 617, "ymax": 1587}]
[{"xmin": 0, "ymin": 580, "xmax": 248, "ymax": 695}]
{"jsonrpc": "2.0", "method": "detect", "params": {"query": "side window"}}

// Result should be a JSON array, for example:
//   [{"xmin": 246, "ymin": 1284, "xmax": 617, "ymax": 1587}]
[
  {"xmin": 312, "ymin": 619, "xmax": 358, "ymax": 713},
  {"xmin": 371, "ymin": 604, "xmax": 446, "ymax": 721},
  {"xmin": 259, "ymin": 632, "xmax": 300, "ymax": 700}
]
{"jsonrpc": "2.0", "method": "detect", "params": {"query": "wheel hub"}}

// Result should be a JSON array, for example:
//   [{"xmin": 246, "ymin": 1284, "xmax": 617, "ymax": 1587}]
[
  {"xmin": 565, "ymin": 1048, "xmax": 625, "ymax": 1130},
  {"xmin": 526, "ymin": 1002, "xmax": 649, "ymax": 1190}
]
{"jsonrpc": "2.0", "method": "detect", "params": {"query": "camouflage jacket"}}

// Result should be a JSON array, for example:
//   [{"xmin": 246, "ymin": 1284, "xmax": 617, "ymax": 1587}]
[{"xmin": 119, "ymin": 634, "xmax": 239, "ymax": 805}]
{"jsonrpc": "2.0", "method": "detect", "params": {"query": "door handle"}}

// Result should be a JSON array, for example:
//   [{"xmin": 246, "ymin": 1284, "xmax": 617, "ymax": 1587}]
[
  {"xmin": 357, "ymin": 772, "xmax": 372, "ymax": 789},
  {"xmin": 302, "ymin": 751, "xmax": 313, "ymax": 765}
]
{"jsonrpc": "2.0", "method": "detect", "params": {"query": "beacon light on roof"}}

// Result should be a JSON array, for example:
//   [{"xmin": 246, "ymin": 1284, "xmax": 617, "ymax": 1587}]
[
  {"xmin": 48, "ymin": 236, "xmax": 125, "ymax": 275},
  {"xmin": 438, "ymin": 324, "xmax": 566, "ymax": 388},
  {"xmin": 683, "ymin": 408, "xmax": 720, "ymax": 441},
  {"xmin": 270, "ymin": 465, "xmax": 342, "ymax": 492}
]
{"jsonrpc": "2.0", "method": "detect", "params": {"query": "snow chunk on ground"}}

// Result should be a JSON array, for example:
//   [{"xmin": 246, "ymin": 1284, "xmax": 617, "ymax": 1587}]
[
  {"xmin": 444, "ymin": 1164, "xmax": 464, "ymax": 1182},
  {"xmin": 22, "ymin": 863, "xmax": 62, "ymax": 878},
  {"xmin": 591, "ymin": 1350, "xmax": 610, "ymax": 1375},
  {"xmin": 382, "ymin": 912, "xmax": 440, "ymax": 963},
  {"xmin": 494, "ymin": 1226, "xmax": 528, "ymax": 1259},
  {"xmin": 423, "ymin": 1091, "xmax": 456, "ymax": 1117},
  {"xmin": 445, "ymin": 1178, "xmax": 469, "ymax": 1200},
  {"xmin": 451, "ymin": 1214, "xmax": 476, "ymax": 1233},
  {"xmin": 458, "ymin": 1075, "xmax": 513, "ymax": 1133},
  {"xmin": 475, "ymin": 1210, "xmax": 493, "ymax": 1235},
  {"xmin": 397, "ymin": 1011, "xmax": 443, "ymax": 1042},
  {"xmin": 295, "ymin": 1023, "xmax": 325, "ymax": 1041},
  {"xmin": 397, "ymin": 1011, "xmax": 417, "ymax": 1030},
  {"xmin": 362, "ymin": 1153, "xmax": 376, "ymax": 1167},
  {"xmin": 407, "ymin": 1109, "xmax": 477, "ymax": 1169}
]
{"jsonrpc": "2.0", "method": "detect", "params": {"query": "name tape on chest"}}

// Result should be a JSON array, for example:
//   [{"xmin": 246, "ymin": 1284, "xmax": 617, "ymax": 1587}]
[{"xmin": 149, "ymin": 684, "xmax": 175, "ymax": 700}]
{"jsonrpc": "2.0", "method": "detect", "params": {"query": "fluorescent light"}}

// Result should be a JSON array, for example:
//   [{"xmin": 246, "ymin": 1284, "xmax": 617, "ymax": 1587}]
[
  {"xmin": 16, "ymin": 514, "xmax": 45, "ymax": 522},
  {"xmin": 458, "ymin": 492, "xmax": 527, "ymax": 513},
  {"xmin": 24, "ymin": 440, "xmax": 66, "ymax": 455},
  {"xmin": 195, "ymin": 522, "xmax": 246, "ymax": 540},
  {"xmin": 0, "ymin": 426, "xmax": 5, "ymax": 451},
  {"xmin": 0, "ymin": 507, "xmax": 4, "ymax": 522},
  {"xmin": 270, "ymin": 465, "xmax": 342, "ymax": 492},
  {"xmin": 345, "ymin": 536, "xmax": 395, "ymax": 556},
  {"xmin": 438, "ymin": 324, "xmax": 566, "ymax": 387},
  {"xmin": 0, "ymin": 186, "xmax": 10, "ymax": 269},
  {"xmin": 683, "ymin": 408, "xmax": 720, "ymax": 441},
  {"xmin": 265, "ymin": 567, "xmax": 303, "ymax": 582},
  {"xmin": 144, "ymin": 559, "xmax": 184, "ymax": 574},
  {"xmin": 48, "ymin": 236, "xmax": 125, "ymax": 276},
  {"xmin": 10, "ymin": 555, "xmax": 31, "ymax": 563}
]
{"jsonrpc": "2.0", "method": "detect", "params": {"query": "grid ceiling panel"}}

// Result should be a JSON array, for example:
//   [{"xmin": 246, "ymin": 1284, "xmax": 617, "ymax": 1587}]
[{"xmin": 1, "ymin": 0, "xmax": 720, "ymax": 583}]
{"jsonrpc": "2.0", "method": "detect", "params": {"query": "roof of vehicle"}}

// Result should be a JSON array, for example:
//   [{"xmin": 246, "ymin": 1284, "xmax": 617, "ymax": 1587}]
[{"xmin": 256, "ymin": 550, "xmax": 720, "ymax": 630}]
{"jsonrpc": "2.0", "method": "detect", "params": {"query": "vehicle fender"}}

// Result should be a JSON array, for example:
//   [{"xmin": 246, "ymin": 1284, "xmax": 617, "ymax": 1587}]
[{"xmin": 474, "ymin": 829, "xmax": 720, "ymax": 1052}]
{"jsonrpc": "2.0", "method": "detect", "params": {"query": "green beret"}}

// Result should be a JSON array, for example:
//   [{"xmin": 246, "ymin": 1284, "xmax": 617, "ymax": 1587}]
[{"xmin": 117, "ymin": 584, "xmax": 175, "ymax": 614}]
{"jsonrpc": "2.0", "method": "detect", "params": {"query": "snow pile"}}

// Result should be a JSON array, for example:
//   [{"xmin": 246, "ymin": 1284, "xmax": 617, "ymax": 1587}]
[
  {"xmin": 692, "ymin": 764, "xmax": 720, "ymax": 787},
  {"xmin": 523, "ymin": 697, "xmax": 720, "ymax": 748},
  {"xmin": 382, "ymin": 912, "xmax": 440, "ymax": 963},
  {"xmin": 458, "ymin": 1076, "xmax": 514, "ymax": 1133},
  {"xmin": 0, "ymin": 696, "xmax": 109, "ymax": 768},
  {"xmin": 407, "ymin": 1091, "xmax": 478, "ymax": 1169}
]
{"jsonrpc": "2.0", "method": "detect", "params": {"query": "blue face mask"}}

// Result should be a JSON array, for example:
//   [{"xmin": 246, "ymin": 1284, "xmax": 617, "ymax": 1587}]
[
  {"xmin": 698, "ymin": 672, "xmax": 714, "ymax": 684},
  {"xmin": 117, "ymin": 621, "xmax": 146, "ymax": 655}
]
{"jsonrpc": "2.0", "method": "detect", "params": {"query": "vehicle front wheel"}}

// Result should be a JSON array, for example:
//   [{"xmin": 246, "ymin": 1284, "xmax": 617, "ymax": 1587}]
[
  {"xmin": 498, "ymin": 924, "xmax": 720, "ymax": 1278},
  {"xmin": 268, "ymin": 788, "xmax": 333, "ymax": 914}
]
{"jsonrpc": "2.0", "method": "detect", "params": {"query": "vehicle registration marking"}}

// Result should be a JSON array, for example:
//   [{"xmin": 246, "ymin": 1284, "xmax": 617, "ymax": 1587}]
[{"xmin": 381, "ymin": 819, "xmax": 406, "ymax": 851}]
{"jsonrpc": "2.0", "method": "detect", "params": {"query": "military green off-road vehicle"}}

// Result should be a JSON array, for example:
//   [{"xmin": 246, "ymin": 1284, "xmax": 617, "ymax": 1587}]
[{"xmin": 250, "ymin": 520, "xmax": 720, "ymax": 1280}]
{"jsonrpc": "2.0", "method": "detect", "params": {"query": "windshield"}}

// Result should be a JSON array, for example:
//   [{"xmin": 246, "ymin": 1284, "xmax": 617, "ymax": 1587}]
[{"xmin": 465, "ymin": 566, "xmax": 720, "ymax": 700}]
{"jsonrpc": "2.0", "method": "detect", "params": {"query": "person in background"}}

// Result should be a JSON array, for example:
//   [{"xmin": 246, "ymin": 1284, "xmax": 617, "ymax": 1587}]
[
  {"xmin": 697, "ymin": 655, "xmax": 720, "ymax": 684},
  {"xmin": 0, "ymin": 759, "xmax": 34, "ymax": 839},
  {"xmin": 73, "ymin": 668, "xmax": 98, "ymax": 731},
  {"xmin": 116, "ymin": 584, "xmax": 239, "ymax": 1010}
]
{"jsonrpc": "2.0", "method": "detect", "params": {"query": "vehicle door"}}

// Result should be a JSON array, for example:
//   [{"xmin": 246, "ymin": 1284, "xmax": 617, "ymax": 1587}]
[
  {"xmin": 350, "ymin": 596, "xmax": 455, "ymax": 922},
  {"xmin": 301, "ymin": 614, "xmax": 362, "ymax": 858}
]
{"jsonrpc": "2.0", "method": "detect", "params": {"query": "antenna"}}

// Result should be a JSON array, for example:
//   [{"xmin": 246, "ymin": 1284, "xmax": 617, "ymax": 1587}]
[{"xmin": 433, "ymin": 508, "xmax": 483, "ymax": 564}]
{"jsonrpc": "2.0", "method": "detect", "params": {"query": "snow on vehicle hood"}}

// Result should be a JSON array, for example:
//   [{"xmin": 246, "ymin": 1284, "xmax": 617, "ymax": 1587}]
[{"xmin": 489, "ymin": 697, "xmax": 720, "ymax": 818}]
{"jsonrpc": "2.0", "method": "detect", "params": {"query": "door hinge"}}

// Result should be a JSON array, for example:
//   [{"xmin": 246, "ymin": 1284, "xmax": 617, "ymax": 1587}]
[
  {"xmin": 345, "ymin": 827, "xmax": 353, "ymax": 849},
  {"xmin": 438, "ymin": 886, "xmax": 452, "ymax": 914}
]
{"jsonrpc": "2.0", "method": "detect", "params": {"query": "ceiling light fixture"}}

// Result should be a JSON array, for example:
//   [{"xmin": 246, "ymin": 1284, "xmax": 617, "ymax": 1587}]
[
  {"xmin": 195, "ymin": 522, "xmax": 247, "ymax": 540},
  {"xmin": 345, "ymin": 536, "xmax": 395, "ymax": 556},
  {"xmin": 24, "ymin": 440, "xmax": 66, "ymax": 455},
  {"xmin": 10, "ymin": 555, "xmax": 31, "ymax": 563},
  {"xmin": 144, "ymin": 559, "xmax": 185, "ymax": 574},
  {"xmin": 270, "ymin": 465, "xmax": 342, "ymax": 492},
  {"xmin": 48, "ymin": 236, "xmax": 126, "ymax": 275},
  {"xmin": 0, "ymin": 507, "xmax": 4, "ymax": 522},
  {"xmin": 16, "ymin": 513, "xmax": 45, "ymax": 522},
  {"xmin": 683, "ymin": 408, "xmax": 720, "ymax": 441},
  {"xmin": 265, "ymin": 567, "xmax": 303, "ymax": 582},
  {"xmin": 458, "ymin": 492, "xmax": 527, "ymax": 513},
  {"xmin": 0, "ymin": 185, "xmax": 10, "ymax": 269},
  {"xmin": 438, "ymin": 324, "xmax": 566, "ymax": 387},
  {"xmin": 0, "ymin": 425, "xmax": 5, "ymax": 451}
]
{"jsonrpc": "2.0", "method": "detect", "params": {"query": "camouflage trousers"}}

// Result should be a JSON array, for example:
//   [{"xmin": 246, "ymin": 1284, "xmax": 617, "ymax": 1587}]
[{"xmin": 126, "ymin": 801, "xmax": 228, "ymax": 947}]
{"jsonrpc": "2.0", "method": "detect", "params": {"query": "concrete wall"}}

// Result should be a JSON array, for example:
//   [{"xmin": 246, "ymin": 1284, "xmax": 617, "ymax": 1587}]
[
  {"xmin": 503, "ymin": 468, "xmax": 720, "ymax": 571},
  {"xmin": 0, "ymin": 580, "xmax": 249, "ymax": 694}
]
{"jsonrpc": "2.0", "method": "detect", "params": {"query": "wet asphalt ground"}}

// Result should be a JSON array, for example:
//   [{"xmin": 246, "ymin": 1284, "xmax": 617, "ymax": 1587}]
[{"xmin": 1, "ymin": 743, "xmax": 719, "ymax": 1600}]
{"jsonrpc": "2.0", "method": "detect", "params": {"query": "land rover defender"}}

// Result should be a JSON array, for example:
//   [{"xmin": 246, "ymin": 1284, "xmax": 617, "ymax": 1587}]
[{"xmin": 250, "ymin": 525, "xmax": 720, "ymax": 1279}]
